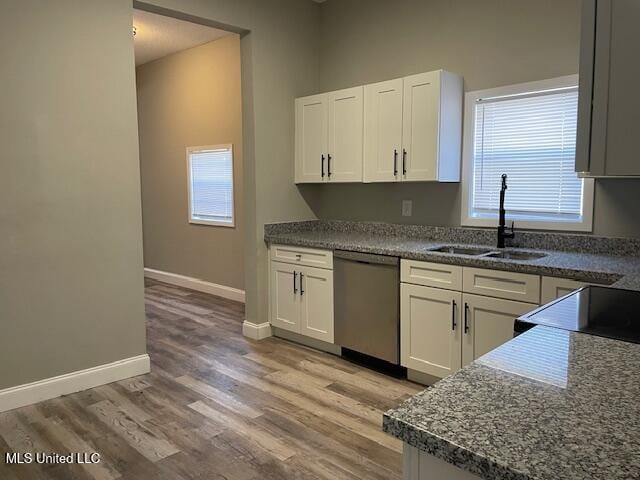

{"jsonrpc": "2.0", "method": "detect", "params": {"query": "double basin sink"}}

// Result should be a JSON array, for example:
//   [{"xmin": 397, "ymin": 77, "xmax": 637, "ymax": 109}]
[{"xmin": 430, "ymin": 245, "xmax": 547, "ymax": 261}]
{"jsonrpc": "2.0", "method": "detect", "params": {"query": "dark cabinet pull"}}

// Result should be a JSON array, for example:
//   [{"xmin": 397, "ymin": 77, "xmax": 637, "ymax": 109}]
[
  {"xmin": 300, "ymin": 273, "xmax": 305, "ymax": 295},
  {"xmin": 402, "ymin": 149, "xmax": 407, "ymax": 175},
  {"xmin": 327, "ymin": 154, "xmax": 332, "ymax": 178},
  {"xmin": 321, "ymin": 155, "xmax": 325, "ymax": 178},
  {"xmin": 393, "ymin": 149, "xmax": 398, "ymax": 176},
  {"xmin": 464, "ymin": 303, "xmax": 470, "ymax": 334},
  {"xmin": 293, "ymin": 271, "xmax": 298, "ymax": 294},
  {"xmin": 451, "ymin": 299, "xmax": 457, "ymax": 331}
]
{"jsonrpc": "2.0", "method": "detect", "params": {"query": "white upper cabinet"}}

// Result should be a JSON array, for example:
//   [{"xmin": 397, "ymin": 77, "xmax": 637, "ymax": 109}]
[
  {"xmin": 295, "ymin": 87, "xmax": 363, "ymax": 184},
  {"xmin": 295, "ymin": 93, "xmax": 327, "ymax": 183},
  {"xmin": 364, "ymin": 70, "xmax": 463, "ymax": 183},
  {"xmin": 326, "ymin": 87, "xmax": 364, "ymax": 182},
  {"xmin": 296, "ymin": 69, "xmax": 463, "ymax": 184},
  {"xmin": 363, "ymin": 79, "xmax": 404, "ymax": 182},
  {"xmin": 402, "ymin": 72, "xmax": 439, "ymax": 181}
]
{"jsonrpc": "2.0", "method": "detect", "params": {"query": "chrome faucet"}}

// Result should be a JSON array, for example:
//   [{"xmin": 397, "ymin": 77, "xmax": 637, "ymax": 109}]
[{"xmin": 497, "ymin": 174, "xmax": 515, "ymax": 248}]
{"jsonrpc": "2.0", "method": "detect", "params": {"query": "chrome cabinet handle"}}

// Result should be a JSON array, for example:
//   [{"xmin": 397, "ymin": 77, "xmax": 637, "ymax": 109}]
[{"xmin": 451, "ymin": 299, "xmax": 457, "ymax": 331}]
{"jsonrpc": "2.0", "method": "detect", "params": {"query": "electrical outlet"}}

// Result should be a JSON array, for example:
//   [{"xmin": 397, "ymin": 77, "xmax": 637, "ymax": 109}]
[{"xmin": 402, "ymin": 200, "xmax": 413, "ymax": 217}]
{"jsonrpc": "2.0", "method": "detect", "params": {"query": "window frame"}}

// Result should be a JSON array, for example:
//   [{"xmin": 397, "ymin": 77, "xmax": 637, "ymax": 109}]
[
  {"xmin": 186, "ymin": 144, "xmax": 235, "ymax": 228},
  {"xmin": 460, "ymin": 75, "xmax": 594, "ymax": 232}
]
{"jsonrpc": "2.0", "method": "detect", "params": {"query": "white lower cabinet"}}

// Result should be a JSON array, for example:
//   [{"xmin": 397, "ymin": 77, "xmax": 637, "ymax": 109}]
[
  {"xmin": 298, "ymin": 266, "xmax": 334, "ymax": 342},
  {"xmin": 401, "ymin": 284, "xmax": 535, "ymax": 378},
  {"xmin": 270, "ymin": 261, "xmax": 300, "ymax": 332},
  {"xmin": 461, "ymin": 294, "xmax": 536, "ymax": 366},
  {"xmin": 401, "ymin": 284, "xmax": 462, "ymax": 378},
  {"xmin": 270, "ymin": 251, "xmax": 334, "ymax": 344},
  {"xmin": 541, "ymin": 276, "xmax": 589, "ymax": 304}
]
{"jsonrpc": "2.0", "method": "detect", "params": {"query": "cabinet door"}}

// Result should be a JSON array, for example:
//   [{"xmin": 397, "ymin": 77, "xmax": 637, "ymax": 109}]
[
  {"xmin": 363, "ymin": 79, "xmax": 404, "ymax": 182},
  {"xmin": 299, "ymin": 266, "xmax": 334, "ymax": 343},
  {"xmin": 270, "ymin": 261, "xmax": 300, "ymax": 333},
  {"xmin": 295, "ymin": 93, "xmax": 327, "ymax": 183},
  {"xmin": 402, "ymin": 71, "xmax": 440, "ymax": 182},
  {"xmin": 401, "ymin": 284, "xmax": 462, "ymax": 378},
  {"xmin": 541, "ymin": 277, "xmax": 588, "ymax": 304},
  {"xmin": 326, "ymin": 87, "xmax": 364, "ymax": 182},
  {"xmin": 462, "ymin": 294, "xmax": 536, "ymax": 366},
  {"xmin": 580, "ymin": 0, "xmax": 640, "ymax": 176}
]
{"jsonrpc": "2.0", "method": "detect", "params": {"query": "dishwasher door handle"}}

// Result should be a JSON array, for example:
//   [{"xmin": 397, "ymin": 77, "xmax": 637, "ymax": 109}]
[{"xmin": 451, "ymin": 299, "xmax": 457, "ymax": 331}]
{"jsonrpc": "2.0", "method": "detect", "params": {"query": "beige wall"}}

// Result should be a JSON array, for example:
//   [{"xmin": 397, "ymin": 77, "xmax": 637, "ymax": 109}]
[
  {"xmin": 303, "ymin": 0, "xmax": 640, "ymax": 238},
  {"xmin": 0, "ymin": 0, "xmax": 146, "ymax": 389},
  {"xmin": 138, "ymin": 0, "xmax": 321, "ymax": 327},
  {"xmin": 137, "ymin": 35, "xmax": 244, "ymax": 290}
]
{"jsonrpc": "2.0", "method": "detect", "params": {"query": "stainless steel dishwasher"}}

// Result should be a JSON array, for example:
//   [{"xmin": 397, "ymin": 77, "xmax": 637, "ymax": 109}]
[{"xmin": 334, "ymin": 250, "xmax": 400, "ymax": 365}]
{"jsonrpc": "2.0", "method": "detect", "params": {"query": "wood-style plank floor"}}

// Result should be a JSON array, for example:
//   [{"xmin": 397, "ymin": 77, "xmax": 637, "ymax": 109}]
[{"xmin": 0, "ymin": 278, "xmax": 422, "ymax": 479}]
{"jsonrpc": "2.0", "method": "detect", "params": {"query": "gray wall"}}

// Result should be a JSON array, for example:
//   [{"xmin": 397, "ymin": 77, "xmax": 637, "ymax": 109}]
[
  {"xmin": 0, "ymin": 0, "xmax": 146, "ymax": 389},
  {"xmin": 302, "ymin": 0, "xmax": 640, "ymax": 238},
  {"xmin": 137, "ymin": 35, "xmax": 245, "ymax": 290},
  {"xmin": 138, "ymin": 0, "xmax": 321, "ymax": 326}
]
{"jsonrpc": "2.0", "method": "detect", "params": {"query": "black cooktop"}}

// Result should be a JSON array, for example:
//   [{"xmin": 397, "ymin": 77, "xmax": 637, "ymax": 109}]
[{"xmin": 517, "ymin": 286, "xmax": 640, "ymax": 344}]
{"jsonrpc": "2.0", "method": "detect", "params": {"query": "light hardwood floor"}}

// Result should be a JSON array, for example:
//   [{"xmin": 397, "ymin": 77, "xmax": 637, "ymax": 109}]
[{"xmin": 0, "ymin": 278, "xmax": 422, "ymax": 480}]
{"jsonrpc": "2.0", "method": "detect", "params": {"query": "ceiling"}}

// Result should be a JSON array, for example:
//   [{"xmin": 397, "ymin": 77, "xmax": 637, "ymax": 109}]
[{"xmin": 133, "ymin": 9, "xmax": 233, "ymax": 66}]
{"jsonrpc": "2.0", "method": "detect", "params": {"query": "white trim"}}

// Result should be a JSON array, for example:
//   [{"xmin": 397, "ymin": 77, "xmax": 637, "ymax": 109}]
[
  {"xmin": 460, "ymin": 75, "xmax": 595, "ymax": 233},
  {"xmin": 242, "ymin": 321, "xmax": 272, "ymax": 340},
  {"xmin": 144, "ymin": 268, "xmax": 245, "ymax": 303},
  {"xmin": 0, "ymin": 355, "xmax": 150, "ymax": 413},
  {"xmin": 186, "ymin": 143, "xmax": 236, "ymax": 228}
]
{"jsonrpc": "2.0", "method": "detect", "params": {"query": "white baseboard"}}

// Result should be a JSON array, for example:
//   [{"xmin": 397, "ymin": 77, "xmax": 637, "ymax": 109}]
[
  {"xmin": 242, "ymin": 321, "xmax": 272, "ymax": 340},
  {"xmin": 0, "ymin": 354, "xmax": 150, "ymax": 413},
  {"xmin": 144, "ymin": 268, "xmax": 245, "ymax": 303}
]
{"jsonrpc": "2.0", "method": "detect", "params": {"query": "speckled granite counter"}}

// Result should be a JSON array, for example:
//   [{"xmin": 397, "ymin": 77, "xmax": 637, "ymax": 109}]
[
  {"xmin": 383, "ymin": 326, "xmax": 640, "ymax": 480},
  {"xmin": 266, "ymin": 220, "xmax": 640, "ymax": 478},
  {"xmin": 264, "ymin": 220, "xmax": 640, "ymax": 290}
]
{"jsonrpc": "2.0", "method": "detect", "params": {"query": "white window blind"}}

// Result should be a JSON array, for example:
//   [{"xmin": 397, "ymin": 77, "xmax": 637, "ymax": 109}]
[
  {"xmin": 188, "ymin": 145, "xmax": 234, "ymax": 226},
  {"xmin": 471, "ymin": 86, "xmax": 583, "ymax": 222}
]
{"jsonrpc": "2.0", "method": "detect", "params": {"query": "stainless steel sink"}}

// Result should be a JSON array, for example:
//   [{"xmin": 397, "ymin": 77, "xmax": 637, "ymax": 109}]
[
  {"xmin": 485, "ymin": 250, "xmax": 547, "ymax": 261},
  {"xmin": 430, "ymin": 246, "xmax": 493, "ymax": 256}
]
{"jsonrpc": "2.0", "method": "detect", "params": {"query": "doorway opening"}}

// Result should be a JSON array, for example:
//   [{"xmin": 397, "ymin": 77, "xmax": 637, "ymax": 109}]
[{"xmin": 133, "ymin": 8, "xmax": 246, "ymax": 304}]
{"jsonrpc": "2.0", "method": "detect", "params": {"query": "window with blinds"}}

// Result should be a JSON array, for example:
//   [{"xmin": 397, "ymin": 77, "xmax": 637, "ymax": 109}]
[
  {"xmin": 462, "ymin": 77, "xmax": 594, "ymax": 231},
  {"xmin": 187, "ymin": 145, "xmax": 234, "ymax": 227}
]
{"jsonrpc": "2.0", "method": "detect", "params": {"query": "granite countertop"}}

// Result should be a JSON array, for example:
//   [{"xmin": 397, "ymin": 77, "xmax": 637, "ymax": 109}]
[
  {"xmin": 264, "ymin": 222, "xmax": 640, "ymax": 290},
  {"xmin": 266, "ymin": 220, "xmax": 640, "ymax": 479},
  {"xmin": 383, "ymin": 326, "xmax": 640, "ymax": 480}
]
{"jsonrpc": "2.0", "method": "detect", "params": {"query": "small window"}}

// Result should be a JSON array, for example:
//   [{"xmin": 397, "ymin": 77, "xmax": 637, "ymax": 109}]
[
  {"xmin": 461, "ymin": 75, "xmax": 594, "ymax": 232},
  {"xmin": 187, "ymin": 144, "xmax": 234, "ymax": 227}
]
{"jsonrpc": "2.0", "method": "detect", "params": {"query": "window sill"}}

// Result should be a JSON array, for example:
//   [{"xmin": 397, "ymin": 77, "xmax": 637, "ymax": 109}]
[
  {"xmin": 189, "ymin": 219, "xmax": 235, "ymax": 228},
  {"xmin": 461, "ymin": 216, "xmax": 592, "ymax": 233}
]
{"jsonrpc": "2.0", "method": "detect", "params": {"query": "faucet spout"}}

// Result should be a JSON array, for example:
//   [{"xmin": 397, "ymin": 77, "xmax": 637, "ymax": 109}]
[{"xmin": 497, "ymin": 174, "xmax": 515, "ymax": 248}]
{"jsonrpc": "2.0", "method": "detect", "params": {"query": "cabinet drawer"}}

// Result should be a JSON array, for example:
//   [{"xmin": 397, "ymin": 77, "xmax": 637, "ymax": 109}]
[
  {"xmin": 401, "ymin": 259, "xmax": 462, "ymax": 291},
  {"xmin": 270, "ymin": 244, "xmax": 333, "ymax": 269},
  {"xmin": 541, "ymin": 276, "xmax": 589, "ymax": 304},
  {"xmin": 463, "ymin": 267, "xmax": 540, "ymax": 303}
]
